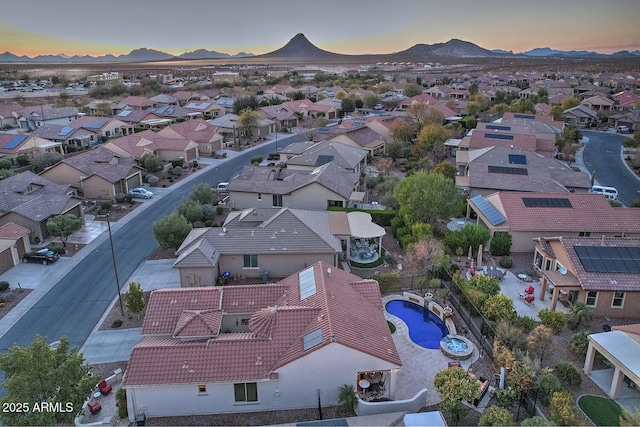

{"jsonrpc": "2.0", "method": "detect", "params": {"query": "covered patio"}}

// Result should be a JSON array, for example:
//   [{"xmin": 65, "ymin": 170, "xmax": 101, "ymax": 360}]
[
  {"xmin": 347, "ymin": 211, "xmax": 386, "ymax": 265},
  {"xmin": 583, "ymin": 326, "xmax": 640, "ymax": 414}
]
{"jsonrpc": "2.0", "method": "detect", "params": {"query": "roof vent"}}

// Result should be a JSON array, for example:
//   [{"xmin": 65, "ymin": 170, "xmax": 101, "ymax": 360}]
[
  {"xmin": 330, "ymin": 335, "xmax": 336, "ymax": 342},
  {"xmin": 327, "ymin": 267, "xmax": 332, "ymax": 277}
]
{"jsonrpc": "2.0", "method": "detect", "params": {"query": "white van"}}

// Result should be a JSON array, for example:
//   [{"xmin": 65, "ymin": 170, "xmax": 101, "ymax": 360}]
[
  {"xmin": 216, "ymin": 182, "xmax": 229, "ymax": 192},
  {"xmin": 588, "ymin": 185, "xmax": 618, "ymax": 200}
]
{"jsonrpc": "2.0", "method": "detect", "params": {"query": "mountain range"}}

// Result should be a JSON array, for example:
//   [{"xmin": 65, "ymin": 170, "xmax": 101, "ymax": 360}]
[{"xmin": 0, "ymin": 33, "xmax": 638, "ymax": 63}]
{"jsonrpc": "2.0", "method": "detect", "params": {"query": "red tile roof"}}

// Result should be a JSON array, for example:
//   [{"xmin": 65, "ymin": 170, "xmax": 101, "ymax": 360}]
[
  {"xmin": 125, "ymin": 261, "xmax": 401, "ymax": 386},
  {"xmin": 496, "ymin": 192, "xmax": 640, "ymax": 233},
  {"xmin": 558, "ymin": 237, "xmax": 640, "ymax": 292},
  {"xmin": 0, "ymin": 222, "xmax": 30, "ymax": 240}
]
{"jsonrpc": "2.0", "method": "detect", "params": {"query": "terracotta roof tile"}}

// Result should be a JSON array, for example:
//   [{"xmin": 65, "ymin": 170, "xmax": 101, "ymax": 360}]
[{"xmin": 0, "ymin": 222, "xmax": 30, "ymax": 240}]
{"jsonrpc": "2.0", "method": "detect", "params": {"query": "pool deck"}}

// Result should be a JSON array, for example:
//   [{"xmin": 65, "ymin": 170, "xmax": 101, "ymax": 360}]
[{"xmin": 383, "ymin": 295, "xmax": 481, "ymax": 406}]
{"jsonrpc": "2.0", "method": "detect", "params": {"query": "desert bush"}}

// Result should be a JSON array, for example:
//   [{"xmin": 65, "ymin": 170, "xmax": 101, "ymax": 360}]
[
  {"xmin": 250, "ymin": 155, "xmax": 263, "ymax": 165},
  {"xmin": 538, "ymin": 309, "xmax": 568, "ymax": 334},
  {"xmin": 115, "ymin": 192, "xmax": 126, "ymax": 203},
  {"xmin": 0, "ymin": 159, "xmax": 12, "ymax": 170},
  {"xmin": 554, "ymin": 361, "xmax": 582, "ymax": 388},
  {"xmin": 570, "ymin": 331, "xmax": 590, "ymax": 358},
  {"xmin": 489, "ymin": 232, "xmax": 512, "ymax": 256},
  {"xmin": 201, "ymin": 204, "xmax": 216, "ymax": 219},
  {"xmin": 216, "ymin": 206, "xmax": 223, "ymax": 215},
  {"xmin": 172, "ymin": 166, "xmax": 183, "ymax": 176},
  {"xmin": 550, "ymin": 391, "xmax": 583, "ymax": 426},
  {"xmin": 100, "ymin": 201, "xmax": 113, "ymax": 210},
  {"xmin": 111, "ymin": 319, "xmax": 122, "ymax": 328},
  {"xmin": 499, "ymin": 256, "xmax": 513, "ymax": 268},
  {"xmin": 518, "ymin": 315, "xmax": 537, "ymax": 332},
  {"xmin": 124, "ymin": 194, "xmax": 133, "ymax": 204},
  {"xmin": 376, "ymin": 272, "xmax": 401, "ymax": 294},
  {"xmin": 0, "ymin": 281, "xmax": 9, "ymax": 292},
  {"xmin": 170, "ymin": 158, "xmax": 184, "ymax": 168},
  {"xmin": 534, "ymin": 370, "xmax": 564, "ymax": 406},
  {"xmin": 479, "ymin": 405, "xmax": 514, "ymax": 426},
  {"xmin": 148, "ymin": 175, "xmax": 160, "ymax": 187}
]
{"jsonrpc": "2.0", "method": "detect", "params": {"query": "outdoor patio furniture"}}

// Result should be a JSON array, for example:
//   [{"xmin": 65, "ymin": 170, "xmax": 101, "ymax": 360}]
[
  {"xmin": 524, "ymin": 285, "xmax": 534, "ymax": 295},
  {"xmin": 88, "ymin": 401, "xmax": 102, "ymax": 415},
  {"xmin": 98, "ymin": 379, "xmax": 112, "ymax": 395},
  {"xmin": 524, "ymin": 295, "xmax": 535, "ymax": 305}
]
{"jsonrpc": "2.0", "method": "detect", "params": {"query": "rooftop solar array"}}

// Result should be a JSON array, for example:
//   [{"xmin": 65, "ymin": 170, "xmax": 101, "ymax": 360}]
[
  {"xmin": 514, "ymin": 114, "xmax": 536, "ymax": 119},
  {"xmin": 488, "ymin": 165, "xmax": 528, "ymax": 175},
  {"xmin": 486, "ymin": 124, "xmax": 511, "ymax": 131},
  {"xmin": 508, "ymin": 154, "xmax": 527, "ymax": 165},
  {"xmin": 574, "ymin": 245, "xmax": 640, "ymax": 274},
  {"xmin": 84, "ymin": 119, "xmax": 108, "ymax": 129},
  {"xmin": 299, "ymin": 266, "xmax": 317, "ymax": 300},
  {"xmin": 118, "ymin": 110, "xmax": 132, "ymax": 117},
  {"xmin": 485, "ymin": 133, "xmax": 514, "ymax": 141},
  {"xmin": 58, "ymin": 126, "xmax": 74, "ymax": 136},
  {"xmin": 186, "ymin": 102, "xmax": 212, "ymax": 109},
  {"xmin": 3, "ymin": 135, "xmax": 28, "ymax": 149},
  {"xmin": 302, "ymin": 328, "xmax": 323, "ymax": 351},
  {"xmin": 155, "ymin": 106, "xmax": 175, "ymax": 115},
  {"xmin": 470, "ymin": 194, "xmax": 506, "ymax": 226},
  {"xmin": 522, "ymin": 197, "xmax": 572, "ymax": 208},
  {"xmin": 315, "ymin": 155, "xmax": 334, "ymax": 167}
]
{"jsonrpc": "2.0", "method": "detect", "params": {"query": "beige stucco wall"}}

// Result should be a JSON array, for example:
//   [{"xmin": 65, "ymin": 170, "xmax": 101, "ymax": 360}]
[
  {"xmin": 126, "ymin": 342, "xmax": 399, "ymax": 419},
  {"xmin": 41, "ymin": 163, "xmax": 84, "ymax": 188},
  {"xmin": 82, "ymin": 175, "xmax": 116, "ymax": 200},
  {"xmin": 230, "ymin": 183, "xmax": 350, "ymax": 211},
  {"xmin": 178, "ymin": 266, "xmax": 218, "ymax": 288},
  {"xmin": 219, "ymin": 253, "xmax": 337, "ymax": 279}
]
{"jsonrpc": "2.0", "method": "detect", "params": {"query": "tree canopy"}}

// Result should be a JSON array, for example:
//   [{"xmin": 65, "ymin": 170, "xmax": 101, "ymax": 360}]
[
  {"xmin": 0, "ymin": 335, "xmax": 95, "ymax": 426},
  {"xmin": 394, "ymin": 171, "xmax": 463, "ymax": 225},
  {"xmin": 153, "ymin": 211, "xmax": 192, "ymax": 250},
  {"xmin": 46, "ymin": 213, "xmax": 83, "ymax": 247}
]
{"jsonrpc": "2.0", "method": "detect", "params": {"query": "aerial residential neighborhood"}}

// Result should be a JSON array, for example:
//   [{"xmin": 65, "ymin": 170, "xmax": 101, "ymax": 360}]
[{"xmin": 0, "ymin": 4, "xmax": 640, "ymax": 425}]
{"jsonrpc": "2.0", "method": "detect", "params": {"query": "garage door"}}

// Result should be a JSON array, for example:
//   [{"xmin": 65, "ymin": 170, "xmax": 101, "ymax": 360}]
[
  {"xmin": 185, "ymin": 148, "xmax": 197, "ymax": 162},
  {"xmin": 0, "ymin": 248, "xmax": 15, "ymax": 275}
]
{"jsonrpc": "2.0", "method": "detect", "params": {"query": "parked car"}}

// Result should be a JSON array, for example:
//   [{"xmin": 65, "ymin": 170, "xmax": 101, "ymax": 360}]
[
  {"xmin": 373, "ymin": 104, "xmax": 384, "ymax": 110},
  {"xmin": 23, "ymin": 248, "xmax": 60, "ymax": 265},
  {"xmin": 616, "ymin": 125, "xmax": 630, "ymax": 133},
  {"xmin": 216, "ymin": 182, "xmax": 229, "ymax": 192},
  {"xmin": 129, "ymin": 187, "xmax": 153, "ymax": 199}
]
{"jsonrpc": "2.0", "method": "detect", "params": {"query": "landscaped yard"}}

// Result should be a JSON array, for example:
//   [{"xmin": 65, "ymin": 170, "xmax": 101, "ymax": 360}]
[{"xmin": 578, "ymin": 394, "xmax": 623, "ymax": 426}]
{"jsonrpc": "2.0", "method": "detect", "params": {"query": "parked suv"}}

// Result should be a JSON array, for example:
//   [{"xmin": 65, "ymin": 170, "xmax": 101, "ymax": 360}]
[
  {"xmin": 588, "ymin": 185, "xmax": 618, "ymax": 200},
  {"xmin": 616, "ymin": 125, "xmax": 630, "ymax": 133}
]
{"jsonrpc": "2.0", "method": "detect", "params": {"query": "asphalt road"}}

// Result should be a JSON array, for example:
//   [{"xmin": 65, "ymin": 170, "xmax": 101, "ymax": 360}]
[
  {"xmin": 0, "ymin": 133, "xmax": 303, "ymax": 354},
  {"xmin": 581, "ymin": 130, "xmax": 640, "ymax": 206}
]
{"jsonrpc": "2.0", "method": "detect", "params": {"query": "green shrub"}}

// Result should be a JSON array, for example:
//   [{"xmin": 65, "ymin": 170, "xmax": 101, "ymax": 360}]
[
  {"xmin": 250, "ymin": 155, "xmax": 263, "ymax": 165},
  {"xmin": 170, "ymin": 158, "xmax": 183, "ymax": 168},
  {"xmin": 518, "ymin": 315, "xmax": 537, "ymax": 332},
  {"xmin": 479, "ymin": 405, "xmax": 514, "ymax": 426},
  {"xmin": 499, "ymin": 256, "xmax": 513, "ymax": 268},
  {"xmin": 191, "ymin": 160, "xmax": 198, "ymax": 168},
  {"xmin": 534, "ymin": 370, "xmax": 564, "ymax": 406},
  {"xmin": 115, "ymin": 192, "xmax": 126, "ymax": 203},
  {"xmin": 101, "ymin": 201, "xmax": 113, "ymax": 210},
  {"xmin": 124, "ymin": 194, "xmax": 133, "ymax": 204},
  {"xmin": 201, "ymin": 204, "xmax": 216, "ymax": 219},
  {"xmin": 204, "ymin": 220, "xmax": 213, "ymax": 227},
  {"xmin": 0, "ymin": 281, "xmax": 9, "ymax": 292},
  {"xmin": 554, "ymin": 361, "xmax": 582, "ymax": 388},
  {"xmin": 538, "ymin": 309, "xmax": 568, "ymax": 334},
  {"xmin": 570, "ymin": 331, "xmax": 590, "ymax": 358},
  {"xmin": 116, "ymin": 388, "xmax": 128, "ymax": 419},
  {"xmin": 111, "ymin": 319, "xmax": 123, "ymax": 328},
  {"xmin": 172, "ymin": 166, "xmax": 183, "ymax": 176},
  {"xmin": 489, "ymin": 232, "xmax": 512, "ymax": 256},
  {"xmin": 148, "ymin": 175, "xmax": 160, "ymax": 187},
  {"xmin": 0, "ymin": 159, "xmax": 12, "ymax": 170},
  {"xmin": 216, "ymin": 206, "xmax": 223, "ymax": 215},
  {"xmin": 376, "ymin": 272, "xmax": 401, "ymax": 294}
]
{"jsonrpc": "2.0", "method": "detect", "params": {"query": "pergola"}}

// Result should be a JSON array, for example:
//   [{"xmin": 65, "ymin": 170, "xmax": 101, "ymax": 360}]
[
  {"xmin": 347, "ymin": 211, "xmax": 386, "ymax": 261},
  {"xmin": 584, "ymin": 329, "xmax": 640, "ymax": 399}
]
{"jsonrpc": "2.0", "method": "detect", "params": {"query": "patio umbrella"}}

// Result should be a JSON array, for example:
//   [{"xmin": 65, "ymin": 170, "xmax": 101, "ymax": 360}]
[{"xmin": 477, "ymin": 244, "xmax": 483, "ymax": 268}]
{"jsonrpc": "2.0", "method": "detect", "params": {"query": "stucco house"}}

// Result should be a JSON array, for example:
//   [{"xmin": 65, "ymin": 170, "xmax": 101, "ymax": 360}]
[
  {"xmin": 0, "ymin": 171, "xmax": 83, "ymax": 244},
  {"xmin": 563, "ymin": 104, "xmax": 598, "ymax": 127},
  {"xmin": 227, "ymin": 162, "xmax": 361, "ymax": 211},
  {"xmin": 157, "ymin": 118, "xmax": 223, "ymax": 157},
  {"xmin": 67, "ymin": 116, "xmax": 135, "ymax": 141},
  {"xmin": 103, "ymin": 130, "xmax": 199, "ymax": 162},
  {"xmin": 256, "ymin": 104, "xmax": 299, "ymax": 131},
  {"xmin": 327, "ymin": 126, "xmax": 386, "ymax": 156},
  {"xmin": 173, "ymin": 207, "xmax": 385, "ymax": 284},
  {"xmin": 0, "ymin": 222, "xmax": 31, "ymax": 274},
  {"xmin": 284, "ymin": 140, "xmax": 368, "ymax": 173},
  {"xmin": 467, "ymin": 192, "xmax": 640, "ymax": 253},
  {"xmin": 124, "ymin": 260, "xmax": 402, "ymax": 420},
  {"xmin": 0, "ymin": 133, "xmax": 63, "ymax": 165},
  {"xmin": 455, "ymin": 145, "xmax": 591, "ymax": 197},
  {"xmin": 40, "ymin": 146, "xmax": 143, "ymax": 200},
  {"xmin": 533, "ymin": 236, "xmax": 640, "ymax": 318},
  {"xmin": 16, "ymin": 106, "xmax": 78, "ymax": 131}
]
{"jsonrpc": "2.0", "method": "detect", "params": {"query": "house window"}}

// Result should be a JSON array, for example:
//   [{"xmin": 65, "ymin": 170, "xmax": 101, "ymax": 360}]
[
  {"xmin": 585, "ymin": 291, "xmax": 597, "ymax": 307},
  {"xmin": 534, "ymin": 251, "xmax": 543, "ymax": 270},
  {"xmin": 555, "ymin": 261, "xmax": 565, "ymax": 272},
  {"xmin": 198, "ymin": 384, "xmax": 207, "ymax": 393},
  {"xmin": 105, "ymin": 130, "xmax": 111, "ymax": 137},
  {"xmin": 578, "ymin": 232, "xmax": 591, "ymax": 237},
  {"xmin": 327, "ymin": 200, "xmax": 343, "ymax": 208},
  {"xmin": 257, "ymin": 193, "xmax": 262, "ymax": 201},
  {"xmin": 544, "ymin": 260, "xmax": 552, "ymax": 271},
  {"xmin": 234, "ymin": 382, "xmax": 258, "ymax": 402},
  {"xmin": 273, "ymin": 195, "xmax": 283, "ymax": 207},
  {"xmin": 243, "ymin": 254, "xmax": 258, "ymax": 268},
  {"xmin": 612, "ymin": 291, "xmax": 625, "ymax": 308}
]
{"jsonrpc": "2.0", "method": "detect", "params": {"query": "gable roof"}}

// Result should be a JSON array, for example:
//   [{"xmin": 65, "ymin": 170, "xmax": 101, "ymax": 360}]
[
  {"xmin": 490, "ymin": 192, "xmax": 640, "ymax": 233},
  {"xmin": 286, "ymin": 140, "xmax": 367, "ymax": 170},
  {"xmin": 158, "ymin": 118, "xmax": 221, "ymax": 143},
  {"xmin": 330, "ymin": 126, "xmax": 386, "ymax": 149},
  {"xmin": 0, "ymin": 222, "xmax": 30, "ymax": 240},
  {"xmin": 49, "ymin": 146, "xmax": 141, "ymax": 183},
  {"xmin": 229, "ymin": 163, "xmax": 359, "ymax": 199},
  {"xmin": 125, "ymin": 261, "xmax": 401, "ymax": 386}
]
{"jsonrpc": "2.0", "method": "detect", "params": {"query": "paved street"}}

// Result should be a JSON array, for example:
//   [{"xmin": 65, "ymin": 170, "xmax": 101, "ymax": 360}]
[{"xmin": 582, "ymin": 130, "xmax": 640, "ymax": 206}]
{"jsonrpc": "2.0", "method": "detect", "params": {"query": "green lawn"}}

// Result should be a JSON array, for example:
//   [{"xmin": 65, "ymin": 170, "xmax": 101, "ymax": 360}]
[{"xmin": 578, "ymin": 395, "xmax": 622, "ymax": 426}]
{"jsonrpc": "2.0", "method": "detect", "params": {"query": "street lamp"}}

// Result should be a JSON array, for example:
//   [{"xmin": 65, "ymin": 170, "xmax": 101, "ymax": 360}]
[{"xmin": 106, "ymin": 213, "xmax": 124, "ymax": 316}]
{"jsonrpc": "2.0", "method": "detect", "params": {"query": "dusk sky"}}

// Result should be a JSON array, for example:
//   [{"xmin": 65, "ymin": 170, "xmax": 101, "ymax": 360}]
[{"xmin": 1, "ymin": 0, "xmax": 639, "ymax": 57}]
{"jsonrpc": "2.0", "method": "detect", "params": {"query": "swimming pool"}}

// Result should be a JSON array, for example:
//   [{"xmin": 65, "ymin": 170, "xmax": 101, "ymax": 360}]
[{"xmin": 385, "ymin": 299, "xmax": 449, "ymax": 349}]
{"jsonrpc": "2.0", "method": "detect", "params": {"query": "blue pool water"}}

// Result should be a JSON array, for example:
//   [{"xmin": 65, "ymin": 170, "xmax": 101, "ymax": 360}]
[{"xmin": 385, "ymin": 299, "xmax": 449, "ymax": 349}]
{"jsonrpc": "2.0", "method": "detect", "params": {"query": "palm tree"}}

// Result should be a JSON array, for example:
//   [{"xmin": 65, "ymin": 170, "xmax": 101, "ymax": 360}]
[
  {"xmin": 337, "ymin": 384, "xmax": 358, "ymax": 414},
  {"xmin": 568, "ymin": 301, "xmax": 593, "ymax": 330}
]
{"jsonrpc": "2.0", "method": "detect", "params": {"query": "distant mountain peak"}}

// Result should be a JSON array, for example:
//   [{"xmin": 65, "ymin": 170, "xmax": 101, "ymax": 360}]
[{"xmin": 261, "ymin": 33, "xmax": 342, "ymax": 58}]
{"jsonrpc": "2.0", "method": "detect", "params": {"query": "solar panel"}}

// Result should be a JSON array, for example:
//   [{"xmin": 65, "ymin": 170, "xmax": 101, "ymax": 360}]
[
  {"xmin": 155, "ymin": 106, "xmax": 169, "ymax": 114},
  {"xmin": 486, "ymin": 124, "xmax": 511, "ymax": 131},
  {"xmin": 315, "ymin": 155, "xmax": 334, "ymax": 166},
  {"xmin": 575, "ymin": 245, "xmax": 640, "ymax": 274},
  {"xmin": 84, "ymin": 119, "xmax": 108, "ymax": 129},
  {"xmin": 299, "ymin": 266, "xmax": 317, "ymax": 300},
  {"xmin": 508, "ymin": 154, "xmax": 527, "ymax": 165},
  {"xmin": 59, "ymin": 126, "xmax": 74, "ymax": 136},
  {"xmin": 514, "ymin": 114, "xmax": 535, "ymax": 119},
  {"xmin": 488, "ymin": 165, "xmax": 528, "ymax": 175},
  {"xmin": 485, "ymin": 133, "xmax": 514, "ymax": 141},
  {"xmin": 470, "ymin": 194, "xmax": 506, "ymax": 226},
  {"xmin": 302, "ymin": 328, "xmax": 323, "ymax": 351},
  {"xmin": 3, "ymin": 135, "xmax": 28, "ymax": 149},
  {"xmin": 522, "ymin": 197, "xmax": 572, "ymax": 208},
  {"xmin": 118, "ymin": 110, "xmax": 132, "ymax": 117}
]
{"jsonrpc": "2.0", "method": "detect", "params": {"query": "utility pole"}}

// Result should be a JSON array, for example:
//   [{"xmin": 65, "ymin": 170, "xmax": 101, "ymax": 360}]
[{"xmin": 107, "ymin": 213, "xmax": 124, "ymax": 316}]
